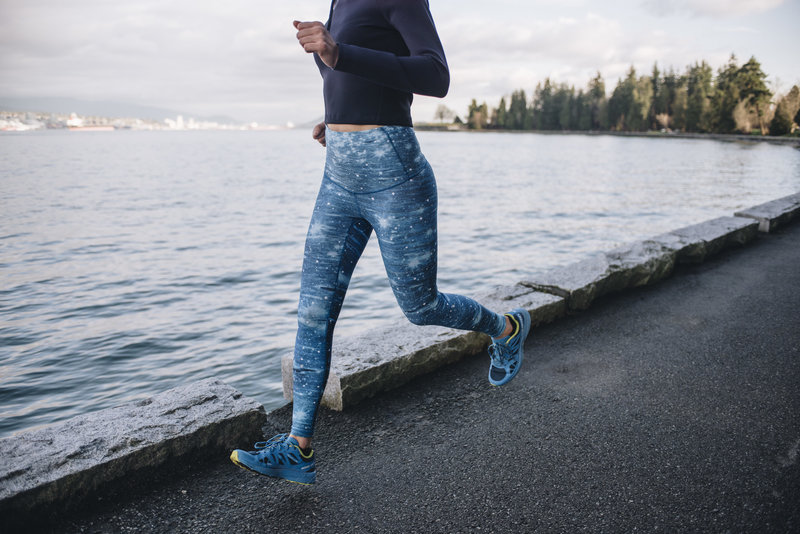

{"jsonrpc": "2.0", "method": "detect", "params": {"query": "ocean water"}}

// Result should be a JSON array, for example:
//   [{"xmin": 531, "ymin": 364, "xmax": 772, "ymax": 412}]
[{"xmin": 1, "ymin": 129, "xmax": 798, "ymax": 438}]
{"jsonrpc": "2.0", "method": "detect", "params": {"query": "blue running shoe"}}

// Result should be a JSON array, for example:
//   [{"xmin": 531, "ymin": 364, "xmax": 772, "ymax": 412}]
[
  {"xmin": 488, "ymin": 308, "xmax": 531, "ymax": 386},
  {"xmin": 230, "ymin": 433, "xmax": 316, "ymax": 485}
]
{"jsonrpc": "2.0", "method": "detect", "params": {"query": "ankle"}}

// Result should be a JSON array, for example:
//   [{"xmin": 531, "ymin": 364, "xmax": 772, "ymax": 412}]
[
  {"xmin": 290, "ymin": 434, "xmax": 311, "ymax": 450},
  {"xmin": 493, "ymin": 316, "xmax": 514, "ymax": 340}
]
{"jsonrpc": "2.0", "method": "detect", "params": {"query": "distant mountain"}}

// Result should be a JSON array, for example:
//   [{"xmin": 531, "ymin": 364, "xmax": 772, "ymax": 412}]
[{"xmin": 0, "ymin": 96, "xmax": 240, "ymax": 124}]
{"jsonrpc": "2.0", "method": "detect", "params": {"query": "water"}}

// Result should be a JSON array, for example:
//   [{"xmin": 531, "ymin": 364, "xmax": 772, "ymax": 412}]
[{"xmin": 1, "ymin": 130, "xmax": 798, "ymax": 438}]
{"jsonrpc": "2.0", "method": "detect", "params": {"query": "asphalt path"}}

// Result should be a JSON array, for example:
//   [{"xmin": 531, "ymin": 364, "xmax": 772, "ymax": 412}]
[{"xmin": 47, "ymin": 221, "xmax": 800, "ymax": 533}]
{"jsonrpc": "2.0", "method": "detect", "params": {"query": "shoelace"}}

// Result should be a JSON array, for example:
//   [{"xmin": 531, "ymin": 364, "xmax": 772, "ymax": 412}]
[
  {"xmin": 253, "ymin": 433, "xmax": 289, "ymax": 450},
  {"xmin": 489, "ymin": 342, "xmax": 512, "ymax": 366}
]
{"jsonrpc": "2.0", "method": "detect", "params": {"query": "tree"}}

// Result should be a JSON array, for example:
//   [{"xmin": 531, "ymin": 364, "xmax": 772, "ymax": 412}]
[
  {"xmin": 650, "ymin": 63, "xmax": 668, "ymax": 129},
  {"xmin": 662, "ymin": 68, "xmax": 681, "ymax": 118},
  {"xmin": 587, "ymin": 72, "xmax": 608, "ymax": 129},
  {"xmin": 737, "ymin": 56, "xmax": 771, "ymax": 134},
  {"xmin": 710, "ymin": 54, "xmax": 741, "ymax": 133},
  {"xmin": 672, "ymin": 84, "xmax": 688, "ymax": 131},
  {"xmin": 685, "ymin": 61, "xmax": 713, "ymax": 132},
  {"xmin": 555, "ymin": 84, "xmax": 574, "ymax": 130},
  {"xmin": 495, "ymin": 97, "xmax": 507, "ymax": 129},
  {"xmin": 506, "ymin": 90, "xmax": 527, "ymax": 130},
  {"xmin": 632, "ymin": 74, "xmax": 654, "ymax": 131},
  {"xmin": 433, "ymin": 104, "xmax": 455, "ymax": 123},
  {"xmin": 575, "ymin": 89, "xmax": 592, "ymax": 130},
  {"xmin": 769, "ymin": 85, "xmax": 800, "ymax": 136},
  {"xmin": 532, "ymin": 79, "xmax": 560, "ymax": 130},
  {"xmin": 608, "ymin": 67, "xmax": 647, "ymax": 131},
  {"xmin": 467, "ymin": 99, "xmax": 489, "ymax": 129}
]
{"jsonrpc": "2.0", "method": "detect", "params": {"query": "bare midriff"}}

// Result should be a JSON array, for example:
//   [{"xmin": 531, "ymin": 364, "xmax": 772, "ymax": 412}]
[{"xmin": 327, "ymin": 123, "xmax": 381, "ymax": 132}]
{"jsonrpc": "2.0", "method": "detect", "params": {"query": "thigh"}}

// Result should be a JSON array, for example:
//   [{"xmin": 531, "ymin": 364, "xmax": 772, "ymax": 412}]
[
  {"xmin": 298, "ymin": 177, "xmax": 372, "ymax": 323},
  {"xmin": 364, "ymin": 167, "xmax": 439, "ymax": 311}
]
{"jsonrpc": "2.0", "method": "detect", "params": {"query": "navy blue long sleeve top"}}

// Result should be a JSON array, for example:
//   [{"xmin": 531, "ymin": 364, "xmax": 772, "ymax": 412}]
[{"xmin": 315, "ymin": 0, "xmax": 449, "ymax": 126}]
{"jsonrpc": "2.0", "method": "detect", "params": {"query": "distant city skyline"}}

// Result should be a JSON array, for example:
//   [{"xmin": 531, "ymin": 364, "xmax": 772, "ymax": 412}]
[{"xmin": 1, "ymin": 0, "xmax": 798, "ymax": 126}]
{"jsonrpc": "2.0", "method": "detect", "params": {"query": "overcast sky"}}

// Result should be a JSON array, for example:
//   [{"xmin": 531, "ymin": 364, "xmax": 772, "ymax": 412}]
[{"xmin": 1, "ymin": 0, "xmax": 797, "ymax": 125}]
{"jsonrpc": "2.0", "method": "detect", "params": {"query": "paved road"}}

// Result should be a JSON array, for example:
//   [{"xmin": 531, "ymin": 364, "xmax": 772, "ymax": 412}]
[{"xmin": 54, "ymin": 222, "xmax": 800, "ymax": 533}]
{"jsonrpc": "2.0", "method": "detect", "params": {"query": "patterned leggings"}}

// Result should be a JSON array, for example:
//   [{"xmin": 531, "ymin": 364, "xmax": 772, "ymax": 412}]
[{"xmin": 290, "ymin": 126, "xmax": 506, "ymax": 438}]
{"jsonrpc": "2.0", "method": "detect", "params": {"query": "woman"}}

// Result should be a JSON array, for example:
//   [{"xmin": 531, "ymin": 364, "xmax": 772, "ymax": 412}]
[{"xmin": 230, "ymin": 0, "xmax": 531, "ymax": 485}]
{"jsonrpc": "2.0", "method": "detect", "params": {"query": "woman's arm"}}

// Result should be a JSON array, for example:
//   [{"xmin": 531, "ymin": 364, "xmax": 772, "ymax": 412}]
[{"xmin": 332, "ymin": 0, "xmax": 450, "ymax": 97}]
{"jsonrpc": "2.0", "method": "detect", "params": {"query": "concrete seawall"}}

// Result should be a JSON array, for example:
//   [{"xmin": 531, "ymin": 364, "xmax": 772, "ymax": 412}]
[
  {"xmin": 1, "ymin": 191, "xmax": 798, "ymax": 520},
  {"xmin": 0, "ymin": 378, "xmax": 265, "ymax": 518}
]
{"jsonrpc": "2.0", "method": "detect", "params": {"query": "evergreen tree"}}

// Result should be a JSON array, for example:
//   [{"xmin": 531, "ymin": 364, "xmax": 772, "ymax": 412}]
[
  {"xmin": 686, "ymin": 61, "xmax": 713, "ymax": 132},
  {"xmin": 495, "ymin": 97, "xmax": 507, "ymax": 129},
  {"xmin": 769, "ymin": 85, "xmax": 800, "ymax": 136},
  {"xmin": 468, "ymin": 55, "xmax": 782, "ymax": 136},
  {"xmin": 662, "ymin": 68, "xmax": 680, "ymax": 117},
  {"xmin": 536, "ymin": 79, "xmax": 558, "ymax": 129},
  {"xmin": 710, "ymin": 54, "xmax": 741, "ymax": 133},
  {"xmin": 609, "ymin": 67, "xmax": 638, "ymax": 130},
  {"xmin": 632, "ymin": 74, "xmax": 654, "ymax": 131},
  {"xmin": 588, "ymin": 72, "xmax": 608, "ymax": 129},
  {"xmin": 649, "ymin": 63, "xmax": 666, "ymax": 129},
  {"xmin": 787, "ymin": 85, "xmax": 800, "ymax": 120},
  {"xmin": 467, "ymin": 99, "xmax": 489, "ymax": 130},
  {"xmin": 737, "ymin": 56, "xmax": 771, "ymax": 134},
  {"xmin": 506, "ymin": 90, "xmax": 527, "ymax": 130},
  {"xmin": 672, "ymin": 84, "xmax": 688, "ymax": 131},
  {"xmin": 575, "ymin": 89, "xmax": 592, "ymax": 130},
  {"xmin": 555, "ymin": 84, "xmax": 574, "ymax": 130}
]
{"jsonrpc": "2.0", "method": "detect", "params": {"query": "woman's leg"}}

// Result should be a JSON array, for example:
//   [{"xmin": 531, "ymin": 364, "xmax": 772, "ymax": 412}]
[
  {"xmin": 363, "ymin": 160, "xmax": 530, "ymax": 387},
  {"xmin": 230, "ymin": 175, "xmax": 369, "ymax": 484},
  {"xmin": 291, "ymin": 177, "xmax": 372, "ymax": 439},
  {"xmin": 362, "ymin": 165, "xmax": 506, "ymax": 338}
]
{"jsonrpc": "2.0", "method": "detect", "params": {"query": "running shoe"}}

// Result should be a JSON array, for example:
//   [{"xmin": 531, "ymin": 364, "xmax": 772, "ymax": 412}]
[
  {"xmin": 230, "ymin": 433, "xmax": 316, "ymax": 485},
  {"xmin": 488, "ymin": 308, "xmax": 531, "ymax": 386}
]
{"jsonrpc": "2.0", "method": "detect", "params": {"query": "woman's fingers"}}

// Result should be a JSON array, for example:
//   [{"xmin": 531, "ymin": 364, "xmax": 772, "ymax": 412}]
[
  {"xmin": 293, "ymin": 20, "xmax": 322, "ymax": 31},
  {"xmin": 312, "ymin": 122, "xmax": 326, "ymax": 147},
  {"xmin": 292, "ymin": 20, "xmax": 338, "ymax": 67}
]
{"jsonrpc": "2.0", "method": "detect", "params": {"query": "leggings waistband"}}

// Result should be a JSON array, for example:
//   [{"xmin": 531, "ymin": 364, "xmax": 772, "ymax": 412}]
[{"xmin": 324, "ymin": 126, "xmax": 428, "ymax": 194}]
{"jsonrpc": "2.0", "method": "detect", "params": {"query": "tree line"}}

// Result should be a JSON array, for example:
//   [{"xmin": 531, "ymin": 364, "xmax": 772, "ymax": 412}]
[{"xmin": 441, "ymin": 55, "xmax": 799, "ymax": 136}]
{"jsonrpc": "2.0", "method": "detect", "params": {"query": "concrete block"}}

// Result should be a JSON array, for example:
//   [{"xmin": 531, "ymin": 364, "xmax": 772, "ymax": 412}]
[
  {"xmin": 0, "ymin": 378, "xmax": 265, "ymax": 515},
  {"xmin": 521, "ymin": 238, "xmax": 676, "ymax": 311},
  {"xmin": 653, "ymin": 216, "xmax": 759, "ymax": 263},
  {"xmin": 734, "ymin": 192, "xmax": 800, "ymax": 232},
  {"xmin": 283, "ymin": 287, "xmax": 565, "ymax": 410},
  {"xmin": 520, "ymin": 253, "xmax": 610, "ymax": 311},
  {"xmin": 604, "ymin": 239, "xmax": 677, "ymax": 289}
]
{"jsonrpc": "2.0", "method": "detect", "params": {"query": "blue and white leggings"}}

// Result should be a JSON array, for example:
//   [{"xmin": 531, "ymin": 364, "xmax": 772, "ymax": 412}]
[{"xmin": 291, "ymin": 126, "xmax": 506, "ymax": 438}]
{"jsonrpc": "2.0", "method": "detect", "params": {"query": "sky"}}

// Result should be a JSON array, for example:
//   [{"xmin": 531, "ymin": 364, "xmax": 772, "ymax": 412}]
[{"xmin": 1, "ymin": 0, "xmax": 798, "ymax": 125}]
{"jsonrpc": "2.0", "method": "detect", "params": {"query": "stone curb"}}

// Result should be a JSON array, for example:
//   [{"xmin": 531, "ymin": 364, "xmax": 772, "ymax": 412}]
[
  {"xmin": 281, "ymin": 192, "xmax": 800, "ymax": 410},
  {"xmin": 734, "ymin": 192, "xmax": 800, "ymax": 233},
  {"xmin": 0, "ymin": 378, "xmax": 266, "ymax": 516},
  {"xmin": 520, "ymin": 216, "xmax": 758, "ymax": 314}
]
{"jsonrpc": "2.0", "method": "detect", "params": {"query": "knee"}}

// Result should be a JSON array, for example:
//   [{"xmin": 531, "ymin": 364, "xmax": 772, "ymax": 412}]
[{"xmin": 401, "ymin": 296, "xmax": 441, "ymax": 326}]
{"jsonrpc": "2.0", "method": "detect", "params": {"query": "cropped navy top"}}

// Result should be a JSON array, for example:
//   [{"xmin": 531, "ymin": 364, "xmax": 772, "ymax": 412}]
[{"xmin": 315, "ymin": 0, "xmax": 449, "ymax": 126}]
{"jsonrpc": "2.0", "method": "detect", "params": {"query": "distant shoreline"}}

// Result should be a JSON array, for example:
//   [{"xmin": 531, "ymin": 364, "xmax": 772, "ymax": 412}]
[{"xmin": 413, "ymin": 125, "xmax": 800, "ymax": 147}]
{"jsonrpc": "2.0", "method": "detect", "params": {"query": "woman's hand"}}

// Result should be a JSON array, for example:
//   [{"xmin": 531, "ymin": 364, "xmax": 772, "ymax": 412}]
[
  {"xmin": 293, "ymin": 20, "xmax": 339, "ymax": 68},
  {"xmin": 312, "ymin": 122, "xmax": 326, "ymax": 147}
]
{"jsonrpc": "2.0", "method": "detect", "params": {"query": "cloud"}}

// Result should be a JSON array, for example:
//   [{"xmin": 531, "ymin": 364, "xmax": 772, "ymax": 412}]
[
  {"xmin": 1, "ymin": 0, "xmax": 795, "ymax": 124},
  {"xmin": 440, "ymin": 13, "xmax": 625, "ymax": 80},
  {"xmin": 642, "ymin": 0, "xmax": 786, "ymax": 17},
  {"xmin": 0, "ymin": 0, "xmax": 326, "ymax": 122}
]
